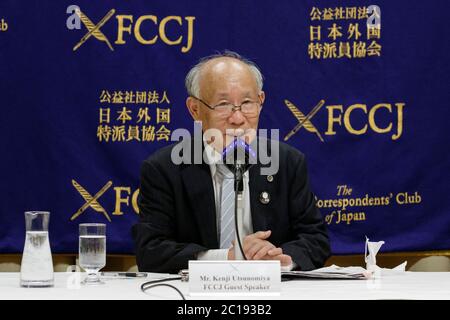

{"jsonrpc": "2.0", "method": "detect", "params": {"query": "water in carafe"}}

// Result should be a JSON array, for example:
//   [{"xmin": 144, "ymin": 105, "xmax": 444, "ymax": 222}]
[{"xmin": 20, "ymin": 211, "xmax": 54, "ymax": 287}]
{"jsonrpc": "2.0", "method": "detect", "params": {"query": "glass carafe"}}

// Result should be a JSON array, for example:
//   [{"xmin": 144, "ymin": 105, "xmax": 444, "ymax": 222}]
[{"xmin": 20, "ymin": 211, "xmax": 54, "ymax": 287}]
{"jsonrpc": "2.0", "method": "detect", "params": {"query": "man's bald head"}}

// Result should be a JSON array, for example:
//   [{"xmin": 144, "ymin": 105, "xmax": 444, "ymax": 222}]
[{"xmin": 185, "ymin": 51, "xmax": 263, "ymax": 98}]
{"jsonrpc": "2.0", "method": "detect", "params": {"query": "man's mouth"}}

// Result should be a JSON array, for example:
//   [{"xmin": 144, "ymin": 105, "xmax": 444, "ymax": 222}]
[{"xmin": 225, "ymin": 128, "xmax": 246, "ymax": 137}]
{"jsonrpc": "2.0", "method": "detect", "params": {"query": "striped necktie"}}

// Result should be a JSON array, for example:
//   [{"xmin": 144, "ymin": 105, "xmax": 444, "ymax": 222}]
[{"xmin": 216, "ymin": 165, "xmax": 235, "ymax": 249}]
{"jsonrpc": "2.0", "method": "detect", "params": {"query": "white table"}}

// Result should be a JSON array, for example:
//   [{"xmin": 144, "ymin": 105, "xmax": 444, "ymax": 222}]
[{"xmin": 0, "ymin": 272, "xmax": 449, "ymax": 300}]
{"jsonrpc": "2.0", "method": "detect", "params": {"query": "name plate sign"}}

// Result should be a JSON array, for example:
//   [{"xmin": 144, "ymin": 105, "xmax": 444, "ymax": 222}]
[{"xmin": 188, "ymin": 260, "xmax": 281, "ymax": 296}]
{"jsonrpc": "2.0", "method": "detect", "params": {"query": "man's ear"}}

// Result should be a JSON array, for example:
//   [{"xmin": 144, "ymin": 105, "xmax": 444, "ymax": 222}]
[
  {"xmin": 259, "ymin": 91, "xmax": 266, "ymax": 105},
  {"xmin": 186, "ymin": 96, "xmax": 200, "ymax": 121}
]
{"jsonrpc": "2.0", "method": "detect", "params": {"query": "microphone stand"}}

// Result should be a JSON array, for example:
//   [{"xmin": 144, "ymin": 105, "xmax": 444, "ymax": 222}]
[
  {"xmin": 233, "ymin": 164, "xmax": 247, "ymax": 261},
  {"xmin": 223, "ymin": 138, "xmax": 256, "ymax": 261}
]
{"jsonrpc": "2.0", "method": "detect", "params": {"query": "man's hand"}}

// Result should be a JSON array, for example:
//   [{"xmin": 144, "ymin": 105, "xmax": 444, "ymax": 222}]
[
  {"xmin": 264, "ymin": 247, "xmax": 293, "ymax": 267},
  {"xmin": 227, "ymin": 240, "xmax": 235, "ymax": 260},
  {"xmin": 243, "ymin": 230, "xmax": 275, "ymax": 260},
  {"xmin": 227, "ymin": 230, "xmax": 293, "ymax": 267}
]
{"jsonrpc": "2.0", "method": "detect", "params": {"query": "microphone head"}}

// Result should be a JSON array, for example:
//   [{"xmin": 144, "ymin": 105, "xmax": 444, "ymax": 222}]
[{"xmin": 222, "ymin": 138, "xmax": 257, "ymax": 173}]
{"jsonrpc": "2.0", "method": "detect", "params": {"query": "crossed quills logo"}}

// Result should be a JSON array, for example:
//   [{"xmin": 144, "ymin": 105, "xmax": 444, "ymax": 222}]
[
  {"xmin": 66, "ymin": 5, "xmax": 195, "ymax": 52},
  {"xmin": 71, "ymin": 180, "xmax": 113, "ymax": 222},
  {"xmin": 71, "ymin": 8, "xmax": 115, "ymax": 51},
  {"xmin": 284, "ymin": 99, "xmax": 325, "ymax": 142}
]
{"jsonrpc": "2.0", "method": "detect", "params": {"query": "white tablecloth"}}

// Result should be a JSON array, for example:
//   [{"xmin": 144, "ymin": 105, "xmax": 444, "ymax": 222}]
[{"xmin": 0, "ymin": 272, "xmax": 449, "ymax": 300}]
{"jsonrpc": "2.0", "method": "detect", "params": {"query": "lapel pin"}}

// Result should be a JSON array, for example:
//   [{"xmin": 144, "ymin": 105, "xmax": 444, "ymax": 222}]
[{"xmin": 259, "ymin": 191, "xmax": 270, "ymax": 205}]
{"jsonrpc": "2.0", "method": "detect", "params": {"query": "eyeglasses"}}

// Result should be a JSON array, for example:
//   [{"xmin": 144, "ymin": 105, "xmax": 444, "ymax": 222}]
[{"xmin": 191, "ymin": 96, "xmax": 262, "ymax": 118}]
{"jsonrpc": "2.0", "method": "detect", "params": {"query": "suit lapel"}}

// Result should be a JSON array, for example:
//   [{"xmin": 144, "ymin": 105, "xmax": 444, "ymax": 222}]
[
  {"xmin": 181, "ymin": 162, "xmax": 219, "ymax": 249},
  {"xmin": 249, "ymin": 137, "xmax": 276, "ymax": 232},
  {"xmin": 249, "ymin": 163, "xmax": 270, "ymax": 232}
]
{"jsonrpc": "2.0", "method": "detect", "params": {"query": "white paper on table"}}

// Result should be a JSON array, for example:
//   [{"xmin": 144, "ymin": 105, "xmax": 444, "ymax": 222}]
[
  {"xmin": 282, "ymin": 265, "xmax": 373, "ymax": 280},
  {"xmin": 364, "ymin": 236, "xmax": 407, "ymax": 276},
  {"xmin": 365, "ymin": 236, "xmax": 385, "ymax": 271}
]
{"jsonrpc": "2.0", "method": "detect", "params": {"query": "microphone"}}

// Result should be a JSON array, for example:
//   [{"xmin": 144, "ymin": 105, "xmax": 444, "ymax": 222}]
[
  {"xmin": 221, "ymin": 138, "xmax": 256, "ymax": 192},
  {"xmin": 221, "ymin": 138, "xmax": 257, "ymax": 260}
]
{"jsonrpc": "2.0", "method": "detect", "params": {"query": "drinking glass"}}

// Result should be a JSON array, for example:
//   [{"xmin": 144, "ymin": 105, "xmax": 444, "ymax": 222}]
[{"xmin": 79, "ymin": 223, "xmax": 106, "ymax": 285}]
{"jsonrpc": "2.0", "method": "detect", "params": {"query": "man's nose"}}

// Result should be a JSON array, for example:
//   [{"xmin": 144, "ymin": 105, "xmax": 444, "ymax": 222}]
[{"xmin": 228, "ymin": 110, "xmax": 246, "ymax": 125}]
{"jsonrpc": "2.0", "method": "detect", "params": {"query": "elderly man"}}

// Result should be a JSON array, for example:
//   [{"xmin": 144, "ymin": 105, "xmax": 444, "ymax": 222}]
[{"xmin": 132, "ymin": 51, "xmax": 330, "ymax": 273}]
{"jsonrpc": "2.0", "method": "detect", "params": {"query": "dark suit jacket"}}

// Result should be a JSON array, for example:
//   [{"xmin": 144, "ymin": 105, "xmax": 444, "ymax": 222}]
[{"xmin": 132, "ymin": 137, "xmax": 330, "ymax": 273}]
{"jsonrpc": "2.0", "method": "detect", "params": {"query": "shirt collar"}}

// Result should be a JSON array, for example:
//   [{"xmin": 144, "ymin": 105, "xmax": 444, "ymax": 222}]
[{"xmin": 203, "ymin": 138, "xmax": 223, "ymax": 177}]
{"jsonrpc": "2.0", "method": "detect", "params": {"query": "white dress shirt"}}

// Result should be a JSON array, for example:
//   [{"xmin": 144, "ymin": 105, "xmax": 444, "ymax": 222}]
[{"xmin": 197, "ymin": 140, "xmax": 295, "ymax": 271}]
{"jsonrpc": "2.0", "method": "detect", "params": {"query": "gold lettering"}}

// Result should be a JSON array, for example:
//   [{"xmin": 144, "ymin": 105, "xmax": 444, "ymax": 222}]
[
  {"xmin": 345, "ymin": 212, "xmax": 353, "ymax": 224},
  {"xmin": 336, "ymin": 210, "xmax": 366, "ymax": 225},
  {"xmin": 336, "ymin": 210, "xmax": 342, "ymax": 224},
  {"xmin": 369, "ymin": 103, "xmax": 392, "ymax": 133},
  {"xmin": 326, "ymin": 105, "xmax": 343, "ymax": 135},
  {"xmin": 113, "ymin": 187, "xmax": 131, "ymax": 215},
  {"xmin": 182, "ymin": 17, "xmax": 195, "ymax": 53},
  {"xmin": 1, "ymin": 18, "xmax": 8, "ymax": 31},
  {"xmin": 134, "ymin": 15, "xmax": 158, "ymax": 44},
  {"xmin": 114, "ymin": 14, "xmax": 195, "ymax": 51},
  {"xmin": 344, "ymin": 104, "xmax": 367, "ymax": 135},
  {"xmin": 415, "ymin": 191, "xmax": 422, "ymax": 204},
  {"xmin": 115, "ymin": 15, "xmax": 133, "ymax": 44},
  {"xmin": 396, "ymin": 191, "xmax": 421, "ymax": 205},
  {"xmin": 392, "ymin": 103, "xmax": 405, "ymax": 140},
  {"xmin": 159, "ymin": 16, "xmax": 182, "ymax": 46},
  {"xmin": 396, "ymin": 192, "xmax": 405, "ymax": 204},
  {"xmin": 132, "ymin": 189, "xmax": 140, "ymax": 214}
]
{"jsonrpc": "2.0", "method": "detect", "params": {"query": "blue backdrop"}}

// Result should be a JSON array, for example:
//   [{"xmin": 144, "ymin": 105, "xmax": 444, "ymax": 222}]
[{"xmin": 0, "ymin": 0, "xmax": 449, "ymax": 255}]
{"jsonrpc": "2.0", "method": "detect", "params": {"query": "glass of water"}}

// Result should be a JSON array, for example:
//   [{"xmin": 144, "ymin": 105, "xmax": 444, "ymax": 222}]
[{"xmin": 79, "ymin": 223, "xmax": 106, "ymax": 285}]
